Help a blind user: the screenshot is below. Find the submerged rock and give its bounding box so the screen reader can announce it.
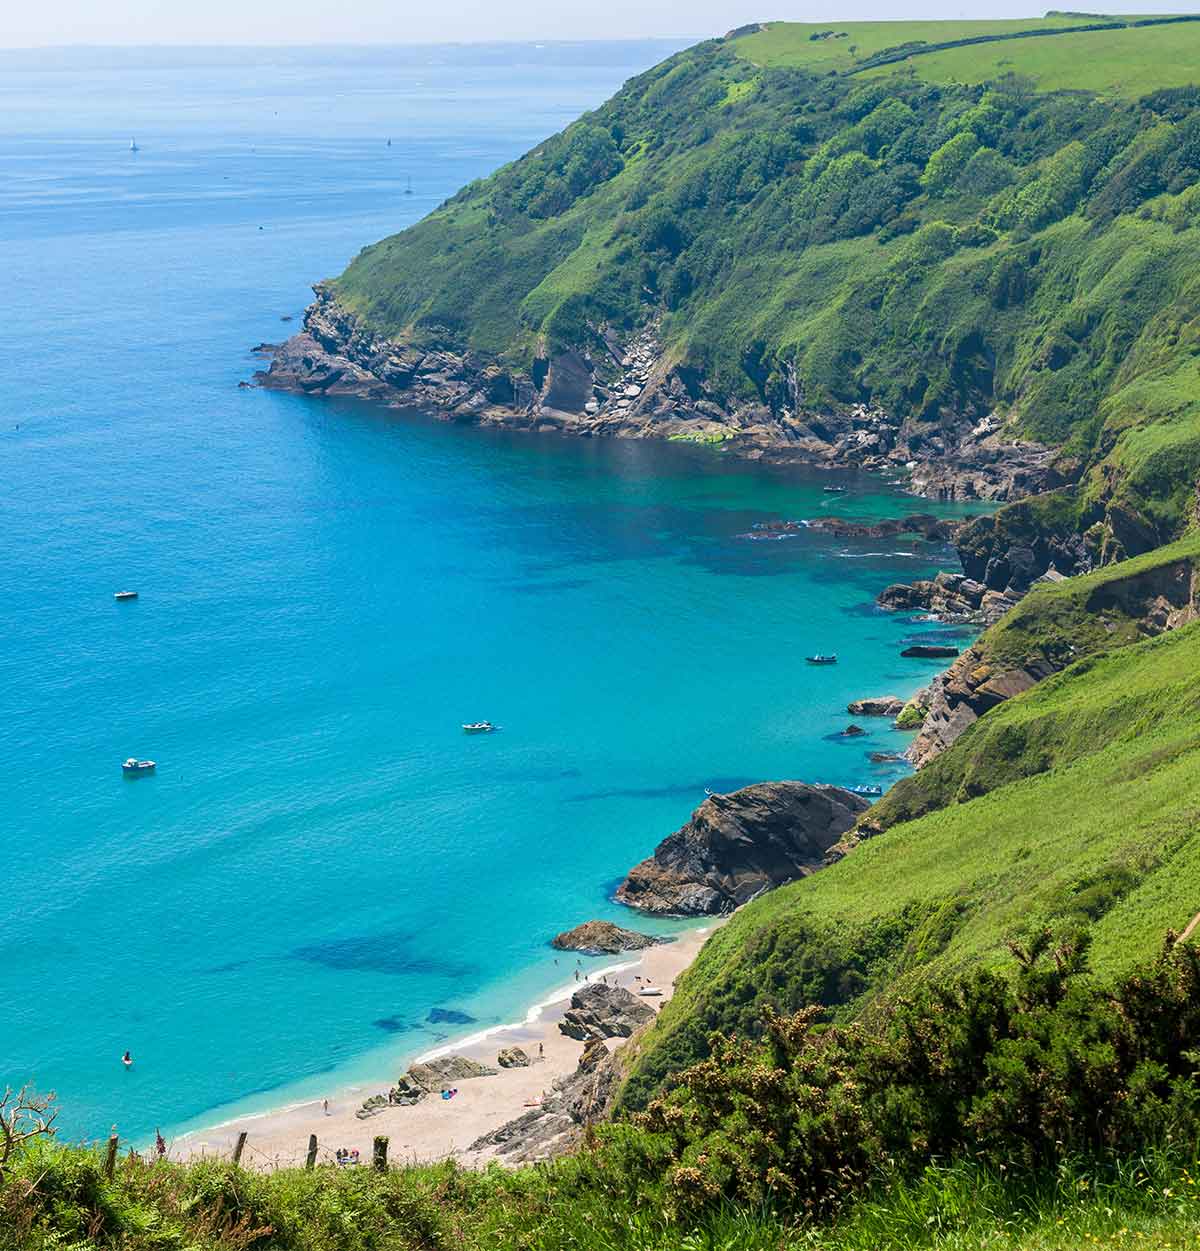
[427,1007,475,1025]
[615,781,868,916]
[551,920,669,954]
[558,983,654,1041]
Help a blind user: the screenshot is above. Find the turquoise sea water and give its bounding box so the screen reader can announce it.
[0,45,983,1146]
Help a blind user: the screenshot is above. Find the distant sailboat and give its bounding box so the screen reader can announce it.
[386,138,392,147]
[404,175,413,196]
[130,138,139,152]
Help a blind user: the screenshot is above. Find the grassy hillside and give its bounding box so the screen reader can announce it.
[331,17,1200,542]
[619,594,1200,1110]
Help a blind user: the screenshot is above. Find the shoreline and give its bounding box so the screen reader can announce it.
[174,926,713,1170]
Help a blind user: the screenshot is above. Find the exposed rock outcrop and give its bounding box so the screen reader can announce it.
[847,696,904,717]
[615,781,869,915]
[558,982,654,1041]
[550,920,669,954]
[497,1047,530,1069]
[877,570,1012,625]
[256,287,1064,503]
[901,644,960,659]
[403,1054,497,1094]
[469,1036,626,1163]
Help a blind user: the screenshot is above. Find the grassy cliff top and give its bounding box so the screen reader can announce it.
[734,15,1200,96]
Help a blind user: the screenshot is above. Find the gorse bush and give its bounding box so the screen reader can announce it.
[620,933,1200,1221]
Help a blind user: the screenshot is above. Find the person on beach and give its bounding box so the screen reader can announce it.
[322,1098,329,1115]
[538,1042,544,1058]
[155,1128,166,1158]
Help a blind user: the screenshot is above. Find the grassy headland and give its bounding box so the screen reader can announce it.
[328,15,1200,544]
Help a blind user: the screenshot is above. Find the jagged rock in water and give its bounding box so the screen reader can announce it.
[497,1046,530,1069]
[901,644,960,659]
[404,1054,497,1093]
[615,781,868,915]
[558,982,654,1041]
[841,723,867,736]
[847,696,904,716]
[551,920,669,954]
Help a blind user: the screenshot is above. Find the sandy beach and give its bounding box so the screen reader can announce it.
[175,925,714,1170]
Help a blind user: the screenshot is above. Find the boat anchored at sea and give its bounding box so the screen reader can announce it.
[122,757,155,775]
[114,590,138,601]
[462,721,497,734]
[806,654,838,665]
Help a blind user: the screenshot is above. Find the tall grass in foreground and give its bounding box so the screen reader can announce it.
[2,1145,1200,1250]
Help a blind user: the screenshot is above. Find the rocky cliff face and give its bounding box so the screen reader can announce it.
[615,782,869,916]
[906,555,1200,768]
[257,287,1061,502]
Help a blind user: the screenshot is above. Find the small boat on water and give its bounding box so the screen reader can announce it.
[114,590,138,601]
[462,721,497,734]
[849,784,883,797]
[822,485,847,493]
[806,654,838,665]
[122,757,156,775]
[130,138,139,152]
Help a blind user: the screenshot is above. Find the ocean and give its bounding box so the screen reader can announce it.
[0,42,981,1145]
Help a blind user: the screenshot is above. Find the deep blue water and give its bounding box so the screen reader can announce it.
[0,44,981,1145]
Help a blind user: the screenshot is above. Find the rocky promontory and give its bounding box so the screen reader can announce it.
[551,920,669,954]
[615,781,869,916]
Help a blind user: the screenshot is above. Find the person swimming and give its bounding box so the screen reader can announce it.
[122,1050,133,1068]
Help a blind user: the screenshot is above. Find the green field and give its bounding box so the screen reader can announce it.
[734,15,1117,74]
[734,16,1200,97]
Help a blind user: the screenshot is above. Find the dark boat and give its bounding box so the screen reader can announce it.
[114,590,138,601]
[806,654,838,665]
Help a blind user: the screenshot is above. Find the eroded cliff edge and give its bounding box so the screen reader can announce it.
[257,285,1061,504]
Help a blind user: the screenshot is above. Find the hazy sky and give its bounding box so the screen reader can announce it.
[6,0,1197,47]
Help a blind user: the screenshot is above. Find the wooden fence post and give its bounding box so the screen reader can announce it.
[103,1133,119,1179]
[305,1134,318,1170]
[233,1131,247,1166]
[372,1135,388,1173]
